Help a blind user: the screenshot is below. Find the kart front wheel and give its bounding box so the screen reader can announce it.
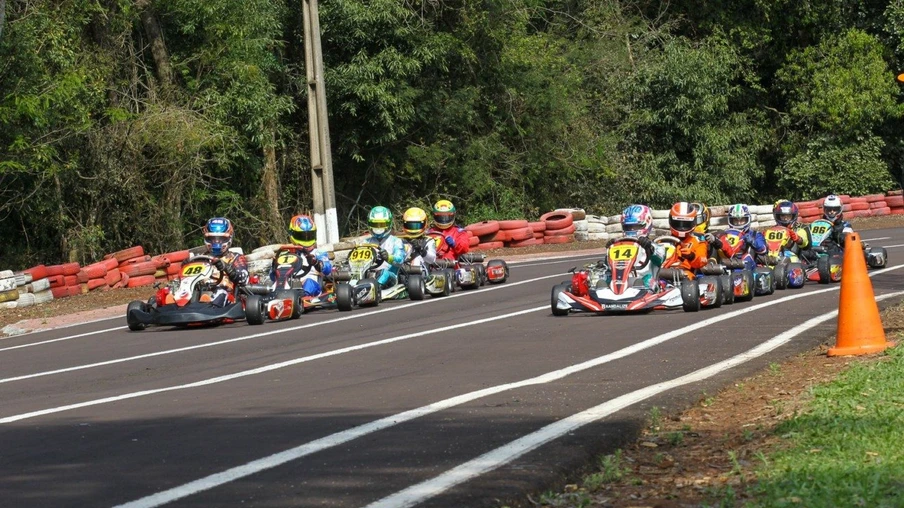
[336,283,354,311]
[817,256,831,284]
[739,270,755,302]
[360,278,381,306]
[407,274,426,301]
[551,283,570,316]
[719,273,734,305]
[126,301,147,331]
[773,262,788,290]
[476,264,487,286]
[680,280,700,312]
[245,295,265,325]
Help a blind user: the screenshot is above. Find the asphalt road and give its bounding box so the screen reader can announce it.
[2,228,903,508]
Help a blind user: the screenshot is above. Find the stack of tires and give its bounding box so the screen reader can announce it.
[0,270,35,309]
[43,263,83,299]
[245,244,281,276]
[797,200,822,222]
[862,194,890,217]
[540,210,576,244]
[465,221,504,250]
[575,214,609,241]
[887,190,904,214]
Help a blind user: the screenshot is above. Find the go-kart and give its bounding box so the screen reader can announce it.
[551,237,699,315]
[241,247,349,325]
[403,241,456,299]
[656,236,729,308]
[125,255,247,331]
[714,229,773,297]
[426,233,509,289]
[762,226,806,289]
[334,243,426,310]
[805,219,843,283]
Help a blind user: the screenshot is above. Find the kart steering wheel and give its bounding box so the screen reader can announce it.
[188,254,225,286]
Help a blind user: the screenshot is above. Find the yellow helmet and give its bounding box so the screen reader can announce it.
[431,199,456,230]
[691,202,710,234]
[288,214,317,248]
[402,207,428,237]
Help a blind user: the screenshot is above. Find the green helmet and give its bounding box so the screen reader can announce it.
[368,206,393,239]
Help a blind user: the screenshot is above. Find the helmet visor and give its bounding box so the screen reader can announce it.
[290,229,316,245]
[404,220,425,233]
[434,212,454,225]
[669,217,696,233]
[776,213,794,225]
[728,215,751,228]
[622,222,646,235]
[824,206,842,219]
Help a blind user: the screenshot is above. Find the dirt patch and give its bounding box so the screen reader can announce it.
[530,306,904,508]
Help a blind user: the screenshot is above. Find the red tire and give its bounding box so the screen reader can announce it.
[487,229,512,243]
[888,189,903,196]
[544,224,577,236]
[506,226,533,241]
[842,204,852,212]
[127,275,156,288]
[116,273,130,289]
[48,274,66,288]
[104,268,122,285]
[863,193,885,203]
[528,221,546,233]
[465,221,500,237]
[112,246,145,263]
[508,237,544,247]
[121,262,157,277]
[540,211,573,230]
[87,279,107,291]
[103,257,120,271]
[850,202,869,211]
[66,285,82,297]
[497,219,529,230]
[51,286,70,299]
[166,262,183,275]
[59,262,80,276]
[544,234,574,244]
[45,264,64,277]
[119,255,152,267]
[64,275,78,287]
[838,194,851,204]
[871,207,891,216]
[474,241,504,250]
[533,232,544,239]
[892,207,904,214]
[162,250,191,263]
[84,263,108,279]
[468,235,479,247]
[24,265,48,281]
[76,270,89,284]
[151,255,172,269]
[869,200,888,209]
[886,195,903,207]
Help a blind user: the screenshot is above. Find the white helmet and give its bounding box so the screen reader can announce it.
[823,194,843,223]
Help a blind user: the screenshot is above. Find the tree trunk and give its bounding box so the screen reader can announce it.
[261,133,283,244]
[136,0,173,89]
[0,0,6,42]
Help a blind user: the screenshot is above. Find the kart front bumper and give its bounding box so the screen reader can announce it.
[128,302,246,326]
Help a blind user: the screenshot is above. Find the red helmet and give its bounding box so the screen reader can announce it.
[668,202,698,238]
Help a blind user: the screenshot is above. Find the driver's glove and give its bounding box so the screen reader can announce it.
[636,235,653,251]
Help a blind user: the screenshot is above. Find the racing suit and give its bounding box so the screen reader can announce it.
[741,229,768,271]
[826,220,854,250]
[783,223,817,263]
[427,225,470,261]
[674,235,710,278]
[360,234,407,289]
[269,246,333,296]
[208,251,249,307]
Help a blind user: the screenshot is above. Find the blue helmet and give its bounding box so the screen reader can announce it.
[727,204,752,233]
[368,206,393,240]
[204,217,234,256]
[621,205,653,238]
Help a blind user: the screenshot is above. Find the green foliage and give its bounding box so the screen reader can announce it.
[778,135,895,199]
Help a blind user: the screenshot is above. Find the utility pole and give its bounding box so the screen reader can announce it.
[302,0,339,245]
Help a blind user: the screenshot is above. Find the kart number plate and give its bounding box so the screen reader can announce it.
[349,248,374,262]
[724,233,740,247]
[608,245,638,262]
[277,254,299,265]
[182,263,208,276]
[765,228,788,242]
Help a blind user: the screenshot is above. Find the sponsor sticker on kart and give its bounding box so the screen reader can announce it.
[605,303,628,311]
[355,285,372,303]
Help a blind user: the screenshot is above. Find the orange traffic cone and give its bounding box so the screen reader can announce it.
[827,232,895,356]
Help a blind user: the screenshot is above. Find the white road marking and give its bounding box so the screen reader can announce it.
[0,327,128,353]
[883,243,904,249]
[365,290,904,508]
[863,236,891,241]
[0,271,563,357]
[110,269,904,508]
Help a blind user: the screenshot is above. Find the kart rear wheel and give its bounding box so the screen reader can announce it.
[361,278,381,306]
[551,283,570,316]
[773,262,788,290]
[443,271,454,296]
[867,247,888,269]
[336,283,354,311]
[680,280,700,312]
[817,256,831,284]
[126,301,147,331]
[407,274,426,301]
[719,273,734,305]
[245,295,265,325]
[477,264,487,286]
